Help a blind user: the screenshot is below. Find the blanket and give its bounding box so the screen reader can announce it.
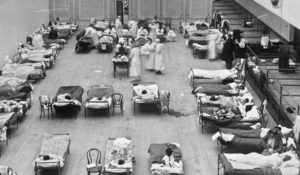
[189,69,238,80]
[2,63,35,80]
[104,137,134,173]
[133,84,159,103]
[148,143,184,175]
[36,133,70,168]
[0,100,28,114]
[0,112,15,129]
[0,77,25,88]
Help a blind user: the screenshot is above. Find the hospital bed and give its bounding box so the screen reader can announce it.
[34,133,70,175]
[148,143,184,175]
[103,137,135,175]
[52,86,84,119]
[84,85,114,117]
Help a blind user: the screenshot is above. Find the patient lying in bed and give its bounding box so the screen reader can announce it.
[225,151,299,173]
[85,96,112,109]
[54,93,81,106]
[189,68,238,80]
[198,92,254,109]
[133,84,158,102]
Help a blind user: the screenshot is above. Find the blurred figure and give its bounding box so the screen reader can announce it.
[116,16,123,38]
[149,20,157,40]
[221,33,235,69]
[84,25,99,47]
[129,43,142,82]
[165,27,176,42]
[154,39,165,74]
[48,27,59,40]
[233,29,248,59]
[141,38,156,71]
[129,20,138,38]
[32,29,44,49]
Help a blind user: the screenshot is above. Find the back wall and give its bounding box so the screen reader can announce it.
[0,0,49,66]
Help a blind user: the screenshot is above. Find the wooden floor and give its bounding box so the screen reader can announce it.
[0,32,270,175]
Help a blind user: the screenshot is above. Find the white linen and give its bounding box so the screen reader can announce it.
[154,43,165,71]
[189,69,237,80]
[85,97,112,109]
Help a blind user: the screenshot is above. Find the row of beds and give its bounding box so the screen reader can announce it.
[189,60,300,175]
[34,83,174,175]
[44,81,170,118]
[0,23,78,174]
[180,21,223,56]
[33,134,182,175]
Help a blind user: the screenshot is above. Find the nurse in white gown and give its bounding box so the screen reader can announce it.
[149,21,157,41]
[129,45,142,81]
[32,29,44,49]
[141,38,156,70]
[154,39,165,74]
[84,26,99,46]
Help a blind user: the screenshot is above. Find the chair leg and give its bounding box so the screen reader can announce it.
[112,105,115,116]
[133,102,135,116]
[40,109,42,119]
[85,107,87,117]
[121,102,124,117]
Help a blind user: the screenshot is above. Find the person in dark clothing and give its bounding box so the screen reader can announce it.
[221,34,235,69]
[233,29,247,59]
[48,27,59,39]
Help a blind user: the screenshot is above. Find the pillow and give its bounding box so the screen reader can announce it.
[278,125,293,136]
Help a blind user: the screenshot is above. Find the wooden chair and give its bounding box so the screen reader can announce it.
[112,93,124,117]
[86,148,102,175]
[39,95,53,119]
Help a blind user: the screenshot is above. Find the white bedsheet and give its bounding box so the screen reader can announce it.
[189,69,237,80]
[85,97,112,109]
[151,160,184,175]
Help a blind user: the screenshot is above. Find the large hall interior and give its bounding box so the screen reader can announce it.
[1,0,300,175]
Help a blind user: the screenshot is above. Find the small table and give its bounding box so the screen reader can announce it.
[112,60,129,78]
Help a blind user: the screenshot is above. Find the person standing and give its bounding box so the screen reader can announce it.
[141,38,156,71]
[115,16,123,38]
[48,27,59,40]
[129,44,142,81]
[84,26,99,47]
[221,33,235,69]
[233,29,248,60]
[32,29,44,49]
[129,20,138,38]
[154,39,165,74]
[149,20,157,41]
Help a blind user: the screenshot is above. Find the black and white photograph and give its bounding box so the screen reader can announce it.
[0,0,300,174]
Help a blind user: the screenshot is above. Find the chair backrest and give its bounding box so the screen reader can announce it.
[112,93,123,105]
[39,95,51,107]
[86,148,101,165]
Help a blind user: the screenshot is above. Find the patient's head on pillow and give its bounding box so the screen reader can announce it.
[210,96,219,101]
[142,90,148,95]
[43,155,50,160]
[245,105,253,112]
[118,159,125,165]
[165,148,173,157]
[282,155,292,162]
[65,94,72,100]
